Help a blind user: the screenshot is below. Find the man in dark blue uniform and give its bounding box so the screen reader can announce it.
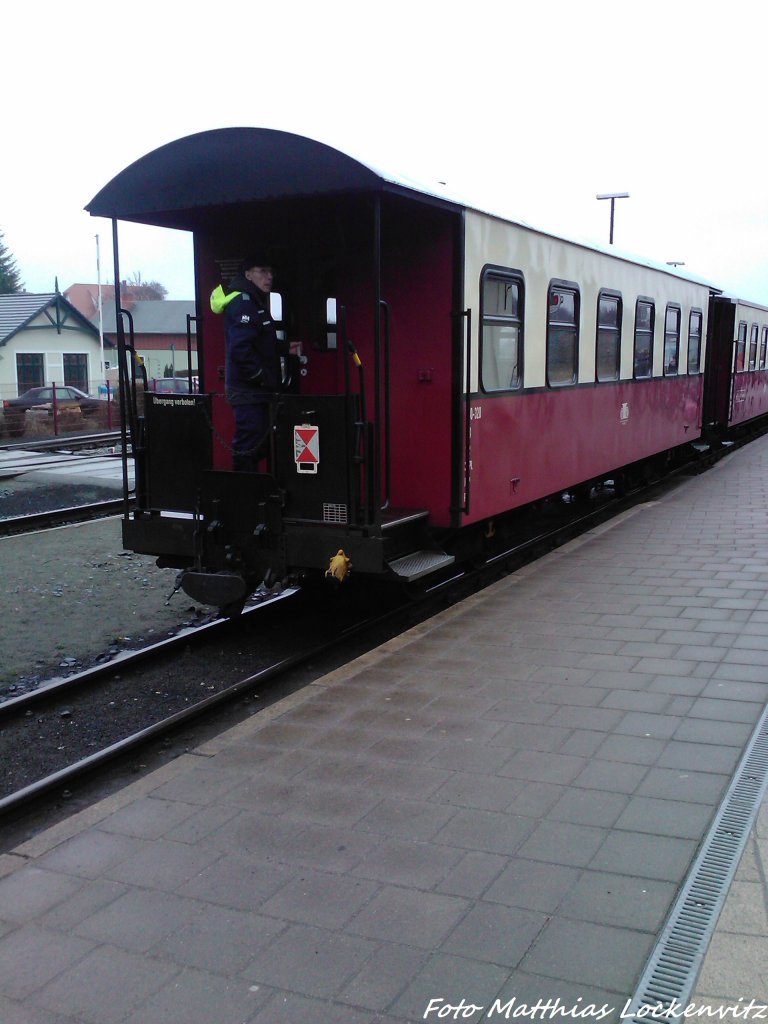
[211,254,289,471]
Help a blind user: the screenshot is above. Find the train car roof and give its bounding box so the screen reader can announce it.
[86,126,719,292]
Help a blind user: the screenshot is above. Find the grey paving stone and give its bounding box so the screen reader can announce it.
[483,857,580,912]
[201,809,307,858]
[573,759,648,794]
[596,733,667,765]
[149,765,251,805]
[540,684,607,706]
[33,830,146,881]
[252,990,400,1023]
[434,851,508,899]
[635,765,729,805]
[259,869,379,929]
[514,820,608,867]
[163,802,243,844]
[519,917,654,993]
[428,742,515,774]
[434,806,536,855]
[174,850,296,909]
[675,716,753,749]
[339,941,429,1011]
[500,749,587,785]
[122,967,270,1024]
[32,945,179,1024]
[655,740,742,774]
[433,771,524,812]
[440,900,546,966]
[260,821,381,873]
[491,721,571,751]
[615,711,684,740]
[0,923,94,1000]
[588,830,696,880]
[546,705,625,732]
[103,837,223,890]
[557,729,608,757]
[151,903,285,973]
[599,690,673,712]
[97,796,199,839]
[490,972,622,1023]
[0,866,83,923]
[73,888,202,952]
[688,696,765,722]
[242,923,378,998]
[39,878,127,932]
[548,787,628,827]
[0,993,81,1024]
[350,837,463,888]
[355,796,457,841]
[347,885,470,949]
[390,951,510,1022]
[557,869,676,931]
[613,794,715,839]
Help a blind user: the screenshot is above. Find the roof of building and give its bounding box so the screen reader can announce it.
[0,292,103,347]
[96,299,197,335]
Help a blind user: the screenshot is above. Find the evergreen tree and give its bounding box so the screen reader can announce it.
[0,229,23,293]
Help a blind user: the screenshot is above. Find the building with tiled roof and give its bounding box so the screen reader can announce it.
[0,292,113,404]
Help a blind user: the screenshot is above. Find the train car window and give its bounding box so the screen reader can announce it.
[480,269,524,391]
[547,282,579,386]
[663,305,681,375]
[326,298,338,350]
[749,324,759,370]
[735,322,747,372]
[596,292,621,382]
[761,327,768,370]
[687,310,703,374]
[633,299,654,378]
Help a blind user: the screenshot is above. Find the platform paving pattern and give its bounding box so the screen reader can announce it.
[2,437,768,1022]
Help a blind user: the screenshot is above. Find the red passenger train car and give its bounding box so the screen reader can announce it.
[86,128,768,613]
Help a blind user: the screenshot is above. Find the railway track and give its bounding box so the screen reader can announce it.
[0,498,128,537]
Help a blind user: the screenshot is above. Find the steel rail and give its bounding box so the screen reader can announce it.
[0,499,129,538]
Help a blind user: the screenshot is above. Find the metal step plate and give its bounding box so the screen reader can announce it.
[387,550,455,582]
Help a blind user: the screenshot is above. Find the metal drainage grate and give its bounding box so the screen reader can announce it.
[624,704,768,1020]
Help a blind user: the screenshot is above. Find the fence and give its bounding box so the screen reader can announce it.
[0,382,117,441]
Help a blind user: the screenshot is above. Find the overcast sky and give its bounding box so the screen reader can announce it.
[3,0,767,305]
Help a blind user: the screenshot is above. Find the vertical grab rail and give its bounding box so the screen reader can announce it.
[186,314,197,390]
[379,299,391,511]
[460,308,472,515]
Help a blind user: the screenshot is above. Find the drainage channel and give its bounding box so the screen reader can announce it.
[624,703,768,1019]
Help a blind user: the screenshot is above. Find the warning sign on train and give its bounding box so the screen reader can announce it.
[294,424,320,474]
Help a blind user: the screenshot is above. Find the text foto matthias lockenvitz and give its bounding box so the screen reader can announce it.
[423,997,768,1020]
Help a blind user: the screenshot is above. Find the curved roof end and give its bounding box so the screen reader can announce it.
[85,127,389,223]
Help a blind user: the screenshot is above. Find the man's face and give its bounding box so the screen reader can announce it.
[244,266,274,292]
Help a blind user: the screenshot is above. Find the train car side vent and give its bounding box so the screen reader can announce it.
[323,503,348,524]
[624,704,768,1019]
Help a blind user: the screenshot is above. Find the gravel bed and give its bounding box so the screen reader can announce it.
[0,481,212,696]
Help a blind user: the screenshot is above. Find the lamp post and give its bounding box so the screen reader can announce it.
[596,192,629,245]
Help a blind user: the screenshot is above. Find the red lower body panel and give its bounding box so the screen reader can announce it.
[465,376,703,524]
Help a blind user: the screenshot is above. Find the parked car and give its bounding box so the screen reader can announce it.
[147,378,195,394]
[2,385,101,436]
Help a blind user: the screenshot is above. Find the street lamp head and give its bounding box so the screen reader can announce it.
[596,192,630,200]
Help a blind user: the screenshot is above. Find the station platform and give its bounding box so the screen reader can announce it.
[1,436,768,1023]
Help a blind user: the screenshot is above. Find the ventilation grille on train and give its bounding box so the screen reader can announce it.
[624,704,768,1018]
[322,503,348,524]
